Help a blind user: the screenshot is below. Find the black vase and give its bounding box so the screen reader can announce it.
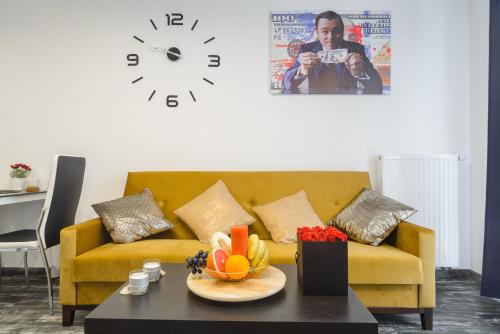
[296,239,348,296]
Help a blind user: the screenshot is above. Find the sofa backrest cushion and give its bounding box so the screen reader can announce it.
[124,171,371,240]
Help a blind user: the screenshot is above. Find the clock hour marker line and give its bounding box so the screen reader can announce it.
[132,76,143,84]
[189,90,196,102]
[150,19,158,30]
[148,90,156,101]
[133,35,144,43]
[204,37,215,44]
[203,77,214,85]
[191,19,199,31]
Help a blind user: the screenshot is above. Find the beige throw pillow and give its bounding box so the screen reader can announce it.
[174,180,255,243]
[252,190,323,243]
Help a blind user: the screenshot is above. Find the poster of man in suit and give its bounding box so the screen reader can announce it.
[270,11,391,95]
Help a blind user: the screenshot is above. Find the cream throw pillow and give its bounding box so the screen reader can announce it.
[174,180,255,243]
[252,190,323,243]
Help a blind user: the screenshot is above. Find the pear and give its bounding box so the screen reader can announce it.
[247,234,260,260]
[251,240,266,267]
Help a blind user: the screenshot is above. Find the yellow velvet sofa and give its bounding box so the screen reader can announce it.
[60,171,435,329]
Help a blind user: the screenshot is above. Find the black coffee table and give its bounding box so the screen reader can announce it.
[84,264,377,334]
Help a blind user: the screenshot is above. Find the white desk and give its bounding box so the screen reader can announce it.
[0,191,47,206]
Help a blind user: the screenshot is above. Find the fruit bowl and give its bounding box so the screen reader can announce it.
[204,265,269,282]
[187,231,270,283]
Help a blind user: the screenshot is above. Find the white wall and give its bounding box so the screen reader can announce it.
[0,0,476,268]
[469,0,489,274]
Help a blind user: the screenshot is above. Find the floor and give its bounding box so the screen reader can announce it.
[0,273,499,333]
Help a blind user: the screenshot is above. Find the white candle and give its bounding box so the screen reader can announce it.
[143,262,161,270]
[130,272,148,281]
[143,260,161,282]
[129,270,149,295]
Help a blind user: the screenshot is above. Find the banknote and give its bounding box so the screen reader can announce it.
[317,49,348,64]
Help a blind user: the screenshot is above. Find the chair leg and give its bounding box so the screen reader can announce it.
[23,251,29,287]
[420,308,433,330]
[39,247,53,315]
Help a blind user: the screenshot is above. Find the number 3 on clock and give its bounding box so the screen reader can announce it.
[208,55,220,67]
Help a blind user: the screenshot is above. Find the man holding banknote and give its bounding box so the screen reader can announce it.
[282,10,383,94]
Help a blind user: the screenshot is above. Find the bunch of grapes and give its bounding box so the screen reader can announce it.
[186,250,208,275]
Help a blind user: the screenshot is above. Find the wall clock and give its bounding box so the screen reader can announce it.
[126,13,221,109]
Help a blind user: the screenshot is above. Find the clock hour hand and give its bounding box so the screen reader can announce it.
[166,49,181,59]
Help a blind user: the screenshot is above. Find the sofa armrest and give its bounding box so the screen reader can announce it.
[393,221,436,308]
[59,218,109,305]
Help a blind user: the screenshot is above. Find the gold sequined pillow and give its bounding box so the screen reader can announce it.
[92,188,173,244]
[327,188,416,246]
[252,190,323,244]
[174,180,255,243]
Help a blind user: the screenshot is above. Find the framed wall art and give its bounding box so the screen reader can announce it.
[270,11,391,95]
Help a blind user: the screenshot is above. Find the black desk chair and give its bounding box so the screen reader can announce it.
[0,155,85,314]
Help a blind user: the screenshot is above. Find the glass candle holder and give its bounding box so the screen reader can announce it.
[25,175,40,192]
[128,269,149,295]
[143,259,161,282]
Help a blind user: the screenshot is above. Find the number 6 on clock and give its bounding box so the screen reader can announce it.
[166,95,179,108]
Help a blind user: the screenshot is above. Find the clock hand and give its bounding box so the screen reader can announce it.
[166,49,181,59]
[146,45,182,59]
[146,44,165,53]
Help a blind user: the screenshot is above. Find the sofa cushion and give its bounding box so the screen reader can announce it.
[123,171,372,241]
[73,240,423,284]
[263,240,423,285]
[73,239,210,282]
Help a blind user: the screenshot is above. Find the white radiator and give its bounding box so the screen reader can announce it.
[378,154,459,267]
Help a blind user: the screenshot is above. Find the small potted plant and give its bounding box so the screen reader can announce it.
[296,226,348,296]
[9,163,31,190]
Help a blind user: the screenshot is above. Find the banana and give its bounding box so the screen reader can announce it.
[258,248,269,267]
[247,234,260,260]
[251,240,266,267]
[253,248,269,276]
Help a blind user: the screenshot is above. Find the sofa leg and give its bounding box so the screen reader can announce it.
[62,305,75,326]
[420,308,433,330]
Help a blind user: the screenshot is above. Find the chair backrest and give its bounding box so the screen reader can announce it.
[38,155,85,249]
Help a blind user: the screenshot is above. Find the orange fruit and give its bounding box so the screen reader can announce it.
[224,254,250,280]
[206,247,228,279]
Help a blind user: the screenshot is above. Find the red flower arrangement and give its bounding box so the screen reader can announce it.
[297,226,348,242]
[9,163,32,178]
[10,163,31,171]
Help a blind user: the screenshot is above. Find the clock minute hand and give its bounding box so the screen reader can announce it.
[146,45,182,59]
[146,44,166,53]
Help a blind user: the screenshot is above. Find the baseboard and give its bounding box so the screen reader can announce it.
[0,267,46,276]
[436,268,481,282]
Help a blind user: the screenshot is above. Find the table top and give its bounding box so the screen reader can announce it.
[0,191,46,205]
[85,264,377,334]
